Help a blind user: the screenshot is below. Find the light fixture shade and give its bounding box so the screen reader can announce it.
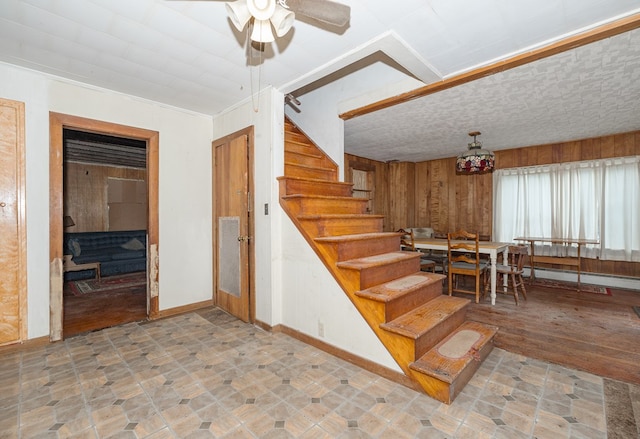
[226,1,252,31]
[456,131,495,173]
[251,19,275,42]
[270,5,295,37]
[246,0,276,21]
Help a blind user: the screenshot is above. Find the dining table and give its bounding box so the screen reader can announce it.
[413,238,510,305]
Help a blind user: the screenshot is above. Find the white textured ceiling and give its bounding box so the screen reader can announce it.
[345,28,640,162]
[1,0,640,162]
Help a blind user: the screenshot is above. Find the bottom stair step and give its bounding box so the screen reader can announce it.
[410,320,498,404]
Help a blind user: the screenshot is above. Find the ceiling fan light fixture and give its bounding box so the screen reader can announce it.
[226,0,252,31]
[246,0,276,21]
[270,5,295,37]
[251,19,275,42]
[456,131,495,174]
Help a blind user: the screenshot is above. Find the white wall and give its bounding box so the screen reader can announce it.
[0,62,214,338]
[212,88,281,325]
[282,85,400,371]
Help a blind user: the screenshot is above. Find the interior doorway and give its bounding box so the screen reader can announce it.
[62,129,148,336]
[49,113,159,341]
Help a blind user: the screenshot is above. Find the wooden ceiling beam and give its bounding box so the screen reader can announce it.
[340,13,640,121]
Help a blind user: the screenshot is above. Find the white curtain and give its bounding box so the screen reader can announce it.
[493,156,640,262]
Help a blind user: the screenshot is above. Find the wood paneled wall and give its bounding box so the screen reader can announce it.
[64,162,147,232]
[415,158,492,238]
[387,162,415,231]
[345,130,640,278]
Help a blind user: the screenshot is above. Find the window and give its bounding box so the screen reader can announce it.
[493,156,640,262]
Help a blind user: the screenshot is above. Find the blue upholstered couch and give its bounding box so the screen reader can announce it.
[64,230,147,280]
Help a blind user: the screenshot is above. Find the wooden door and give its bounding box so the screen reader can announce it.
[213,129,253,322]
[0,98,27,346]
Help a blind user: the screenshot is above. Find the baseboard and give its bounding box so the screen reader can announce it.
[257,320,420,392]
[154,300,214,320]
[525,268,640,291]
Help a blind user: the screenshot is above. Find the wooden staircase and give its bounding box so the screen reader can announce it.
[278,117,498,404]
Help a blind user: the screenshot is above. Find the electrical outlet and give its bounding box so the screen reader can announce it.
[318,321,324,337]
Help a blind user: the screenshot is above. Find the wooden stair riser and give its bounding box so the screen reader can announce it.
[282,196,369,216]
[302,216,384,239]
[315,233,398,262]
[414,311,467,361]
[355,274,445,323]
[410,322,497,404]
[285,150,335,169]
[284,124,305,137]
[285,138,321,155]
[285,163,337,180]
[355,280,444,329]
[380,296,469,360]
[278,177,352,197]
[339,256,420,290]
[383,279,444,323]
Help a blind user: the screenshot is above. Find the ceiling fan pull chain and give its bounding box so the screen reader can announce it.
[248,21,263,113]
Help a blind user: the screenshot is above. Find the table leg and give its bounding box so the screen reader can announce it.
[529,241,536,283]
[502,248,509,292]
[577,244,581,291]
[490,251,497,305]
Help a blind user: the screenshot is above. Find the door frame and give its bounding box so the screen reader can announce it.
[212,126,255,323]
[49,113,159,341]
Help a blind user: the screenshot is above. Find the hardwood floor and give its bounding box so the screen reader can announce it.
[63,278,147,338]
[466,283,640,385]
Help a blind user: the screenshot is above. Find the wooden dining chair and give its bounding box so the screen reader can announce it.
[495,245,528,305]
[447,230,489,303]
[410,228,447,273]
[396,228,437,273]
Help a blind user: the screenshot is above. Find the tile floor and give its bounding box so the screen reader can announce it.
[0,308,614,438]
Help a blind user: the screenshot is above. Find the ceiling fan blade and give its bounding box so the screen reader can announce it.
[285,0,350,27]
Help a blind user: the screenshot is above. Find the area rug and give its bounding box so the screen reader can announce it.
[67,272,147,296]
[532,278,611,295]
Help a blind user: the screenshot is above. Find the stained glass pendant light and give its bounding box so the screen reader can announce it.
[456,131,495,173]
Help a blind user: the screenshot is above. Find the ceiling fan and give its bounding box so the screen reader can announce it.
[173,0,351,43]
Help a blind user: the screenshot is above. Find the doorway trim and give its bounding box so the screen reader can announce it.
[49,113,159,341]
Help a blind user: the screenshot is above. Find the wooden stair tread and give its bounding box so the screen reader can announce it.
[285,161,336,171]
[337,251,418,270]
[300,214,385,220]
[410,321,498,384]
[315,231,394,243]
[282,194,368,202]
[277,176,352,187]
[356,273,445,303]
[285,149,324,159]
[380,296,469,339]
[285,138,317,147]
